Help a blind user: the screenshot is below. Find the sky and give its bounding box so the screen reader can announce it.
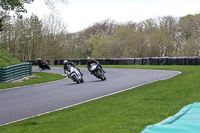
[23,0,200,33]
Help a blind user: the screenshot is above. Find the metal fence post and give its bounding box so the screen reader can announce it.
[1,67,5,83]
[30,63,32,75]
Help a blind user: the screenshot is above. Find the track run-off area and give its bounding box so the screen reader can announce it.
[0,67,180,125]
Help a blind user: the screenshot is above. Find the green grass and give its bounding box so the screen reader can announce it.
[0,45,21,67]
[1,65,200,133]
[0,72,66,90]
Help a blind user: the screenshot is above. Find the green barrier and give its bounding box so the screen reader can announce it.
[141,102,200,133]
[0,63,32,83]
[0,67,2,83]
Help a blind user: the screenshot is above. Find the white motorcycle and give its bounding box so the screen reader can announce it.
[65,64,84,84]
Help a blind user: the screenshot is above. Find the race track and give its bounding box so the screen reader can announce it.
[0,67,180,125]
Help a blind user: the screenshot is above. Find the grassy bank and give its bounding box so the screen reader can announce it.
[0,46,21,67]
[0,72,66,90]
[0,65,200,133]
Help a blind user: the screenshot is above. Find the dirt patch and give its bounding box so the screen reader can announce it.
[11,74,37,83]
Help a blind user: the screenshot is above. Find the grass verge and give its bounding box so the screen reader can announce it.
[0,45,21,67]
[0,72,66,90]
[0,65,200,133]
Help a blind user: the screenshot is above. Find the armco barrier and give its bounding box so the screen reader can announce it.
[54,57,200,65]
[0,63,32,83]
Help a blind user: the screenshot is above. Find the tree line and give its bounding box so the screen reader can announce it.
[0,13,200,62]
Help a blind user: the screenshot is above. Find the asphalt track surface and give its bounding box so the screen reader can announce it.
[0,67,180,126]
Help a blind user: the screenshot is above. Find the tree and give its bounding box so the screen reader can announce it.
[44,0,68,11]
[0,15,43,61]
[0,0,33,31]
[177,14,200,56]
[92,27,128,58]
[0,0,68,14]
[0,0,68,31]
[0,16,6,31]
[41,14,68,61]
[179,14,200,40]
[91,35,113,58]
[181,35,200,56]
[158,16,178,56]
[0,0,33,13]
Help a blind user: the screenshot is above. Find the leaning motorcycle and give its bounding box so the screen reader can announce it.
[41,60,51,70]
[65,65,84,84]
[90,63,106,81]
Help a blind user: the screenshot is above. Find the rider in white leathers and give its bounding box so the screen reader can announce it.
[63,60,83,76]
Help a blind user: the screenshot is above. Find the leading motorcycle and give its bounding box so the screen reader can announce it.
[65,64,84,84]
[90,63,106,81]
[39,60,51,70]
[42,60,51,70]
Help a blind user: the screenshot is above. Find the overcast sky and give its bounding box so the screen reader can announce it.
[24,0,200,33]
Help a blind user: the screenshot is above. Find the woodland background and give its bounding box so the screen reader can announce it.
[0,13,200,63]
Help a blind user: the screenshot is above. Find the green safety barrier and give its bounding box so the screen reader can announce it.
[0,63,32,83]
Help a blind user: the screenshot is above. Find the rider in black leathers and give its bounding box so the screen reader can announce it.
[86,57,105,74]
[38,58,43,68]
[38,58,50,70]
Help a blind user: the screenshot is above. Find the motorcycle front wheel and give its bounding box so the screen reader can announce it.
[80,77,84,83]
[72,75,80,84]
[97,70,105,81]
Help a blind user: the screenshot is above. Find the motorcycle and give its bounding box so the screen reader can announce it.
[39,60,51,70]
[90,63,106,81]
[65,64,84,84]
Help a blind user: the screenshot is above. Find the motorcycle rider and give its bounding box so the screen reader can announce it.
[86,57,106,74]
[63,60,83,76]
[38,58,51,70]
[42,59,51,70]
[38,58,43,68]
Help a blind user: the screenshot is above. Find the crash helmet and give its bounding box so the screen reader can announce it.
[63,60,68,64]
[86,57,91,61]
[38,58,41,60]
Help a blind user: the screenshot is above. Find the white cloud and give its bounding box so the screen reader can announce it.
[23,0,200,32]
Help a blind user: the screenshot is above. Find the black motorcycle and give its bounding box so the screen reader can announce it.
[39,60,51,70]
[90,63,106,81]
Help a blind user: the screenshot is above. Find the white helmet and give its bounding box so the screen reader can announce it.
[87,57,91,60]
[38,58,41,60]
[63,60,68,64]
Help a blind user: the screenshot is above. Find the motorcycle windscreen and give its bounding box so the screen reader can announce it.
[90,63,97,71]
